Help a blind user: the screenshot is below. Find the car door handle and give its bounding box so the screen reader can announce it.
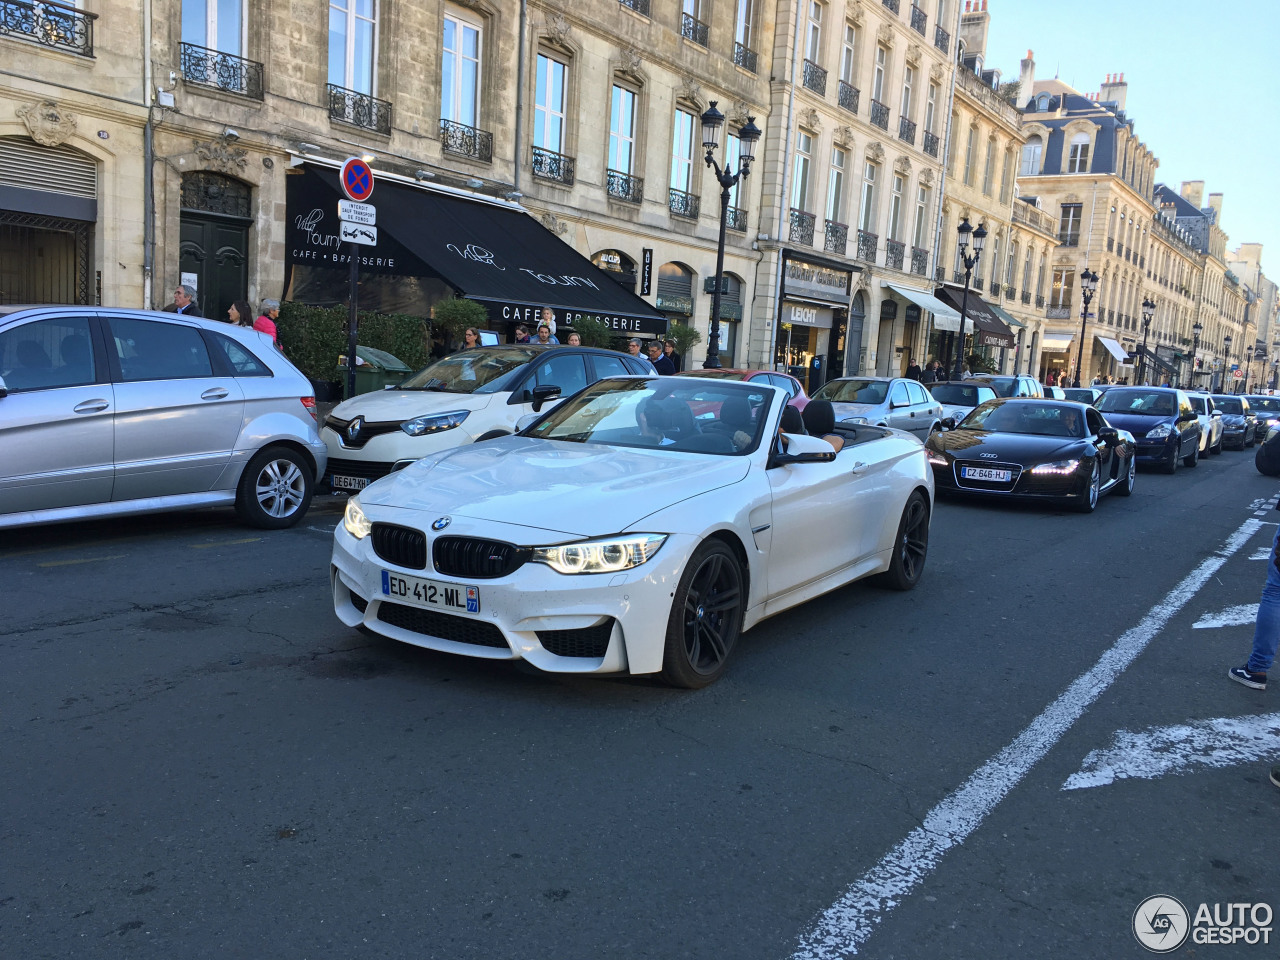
[851,461,867,474]
[201,387,230,400]
[73,399,110,414]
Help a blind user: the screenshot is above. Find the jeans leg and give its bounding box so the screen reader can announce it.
[1248,525,1280,674]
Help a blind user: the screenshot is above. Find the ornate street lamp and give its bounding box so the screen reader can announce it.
[1246,345,1255,393]
[1223,333,1233,393]
[1073,267,1099,388]
[699,101,760,369]
[1190,320,1203,386]
[948,217,987,380]
[1139,297,1155,384]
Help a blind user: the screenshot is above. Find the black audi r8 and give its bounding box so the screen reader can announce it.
[925,398,1137,513]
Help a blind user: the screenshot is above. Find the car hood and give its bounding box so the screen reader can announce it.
[330,389,497,421]
[357,437,752,537]
[928,429,1083,461]
[1099,411,1175,438]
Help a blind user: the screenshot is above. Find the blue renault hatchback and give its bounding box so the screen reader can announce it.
[1095,386,1201,473]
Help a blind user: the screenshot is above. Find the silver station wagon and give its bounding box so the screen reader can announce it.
[0,305,327,530]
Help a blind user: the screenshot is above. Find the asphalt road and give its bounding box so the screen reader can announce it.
[3,447,1278,959]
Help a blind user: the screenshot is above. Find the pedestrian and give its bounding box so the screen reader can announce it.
[1228,519,1280,691]
[462,327,481,349]
[627,338,643,358]
[646,340,675,374]
[663,338,683,373]
[255,299,280,342]
[162,284,201,316]
[227,300,253,327]
[921,361,937,384]
[566,331,582,346]
[905,356,922,381]
[515,324,531,344]
[533,323,559,345]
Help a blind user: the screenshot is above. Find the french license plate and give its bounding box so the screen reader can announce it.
[961,466,1012,482]
[331,474,369,491]
[381,571,480,613]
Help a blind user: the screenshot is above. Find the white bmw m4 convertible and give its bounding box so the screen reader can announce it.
[331,376,933,687]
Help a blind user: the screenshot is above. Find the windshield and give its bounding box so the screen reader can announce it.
[1063,388,1096,403]
[1214,397,1244,415]
[930,383,986,407]
[525,378,772,455]
[678,370,749,381]
[1249,397,1280,414]
[959,401,1086,438]
[397,346,539,394]
[1097,390,1177,416]
[813,379,889,404]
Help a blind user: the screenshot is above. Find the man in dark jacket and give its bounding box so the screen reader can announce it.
[161,284,201,316]
[663,338,683,373]
[905,357,922,381]
[647,340,676,375]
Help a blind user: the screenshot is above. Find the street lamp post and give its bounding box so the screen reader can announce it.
[948,217,987,381]
[698,101,761,369]
[1190,320,1203,388]
[1246,345,1254,393]
[1073,268,1099,388]
[1138,297,1155,384]
[1223,333,1233,394]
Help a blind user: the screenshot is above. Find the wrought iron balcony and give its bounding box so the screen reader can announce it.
[857,229,878,262]
[180,43,263,99]
[989,279,1002,295]
[618,0,650,16]
[1115,242,1123,257]
[824,220,849,255]
[1125,249,1132,262]
[727,206,748,232]
[1059,232,1080,248]
[910,4,927,34]
[606,169,643,203]
[1108,309,1116,323]
[838,81,859,114]
[789,208,816,246]
[1004,284,1016,300]
[531,146,575,185]
[885,239,905,270]
[898,116,916,146]
[1106,237,1114,252]
[870,99,890,130]
[923,130,939,157]
[802,59,827,96]
[1035,294,1045,308]
[882,0,900,13]
[733,42,757,73]
[953,270,966,284]
[1046,305,1071,319]
[1021,290,1032,304]
[439,118,493,161]
[1140,255,1146,268]
[1,0,95,57]
[681,12,708,47]
[935,265,947,282]
[669,187,700,220]
[911,246,929,276]
[934,25,950,54]
[329,84,392,135]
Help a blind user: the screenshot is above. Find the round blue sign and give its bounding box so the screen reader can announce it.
[340,156,375,202]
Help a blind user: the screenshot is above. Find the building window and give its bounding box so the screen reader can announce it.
[872,46,886,102]
[1005,242,1017,286]
[963,126,976,185]
[912,184,928,247]
[925,82,938,133]
[839,23,857,83]
[826,147,846,222]
[533,54,566,153]
[999,149,1012,203]
[858,160,877,232]
[183,0,244,55]
[1019,135,1042,176]
[981,139,995,195]
[1059,203,1082,246]
[1068,132,1090,173]
[805,0,823,62]
[888,174,904,241]
[735,0,754,50]
[670,108,696,193]
[1022,244,1033,291]
[609,84,637,174]
[442,12,481,126]
[792,130,813,210]
[1050,268,1075,308]
[900,65,914,118]
[329,0,377,94]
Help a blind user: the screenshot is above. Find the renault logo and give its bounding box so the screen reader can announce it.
[432,516,451,531]
[345,416,364,443]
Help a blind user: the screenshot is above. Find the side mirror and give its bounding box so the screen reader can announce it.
[530,383,561,412]
[1097,426,1120,446]
[515,413,541,433]
[0,374,7,399]
[940,417,957,431]
[1210,410,1222,418]
[768,432,837,467]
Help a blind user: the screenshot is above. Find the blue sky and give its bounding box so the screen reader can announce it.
[981,0,1279,280]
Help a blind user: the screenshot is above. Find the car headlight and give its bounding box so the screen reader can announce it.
[842,416,868,425]
[1144,423,1173,439]
[343,497,372,539]
[401,410,470,437]
[531,534,667,574]
[926,451,948,466]
[1030,458,1081,475]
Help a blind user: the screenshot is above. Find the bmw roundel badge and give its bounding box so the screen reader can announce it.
[432,516,451,531]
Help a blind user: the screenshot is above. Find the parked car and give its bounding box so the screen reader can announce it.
[924,398,1136,513]
[1042,385,1068,400]
[1243,394,1280,443]
[320,345,655,492]
[1063,387,1106,405]
[0,305,326,529]
[676,367,809,410]
[810,376,943,438]
[968,374,1045,398]
[1186,393,1224,455]
[1095,387,1201,472]
[1210,394,1257,450]
[927,380,998,424]
[331,377,934,687]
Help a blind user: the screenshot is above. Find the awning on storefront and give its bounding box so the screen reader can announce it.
[885,283,962,332]
[932,285,1016,348]
[287,165,667,334]
[1096,336,1130,363]
[987,301,1025,329]
[1041,332,1075,352]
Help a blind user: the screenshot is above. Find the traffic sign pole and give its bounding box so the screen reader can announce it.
[347,243,359,400]
[338,158,376,399]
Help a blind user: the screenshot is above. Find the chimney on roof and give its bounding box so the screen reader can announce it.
[1208,193,1223,219]
[1180,181,1205,208]
[1098,71,1128,111]
[1019,49,1035,97]
[959,0,990,58]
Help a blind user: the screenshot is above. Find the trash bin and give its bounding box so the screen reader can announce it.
[336,345,412,398]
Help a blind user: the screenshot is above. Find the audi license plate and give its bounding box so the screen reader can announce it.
[382,571,480,613]
[961,466,1012,482]
[330,474,369,491]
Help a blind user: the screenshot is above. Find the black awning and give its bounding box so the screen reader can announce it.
[287,166,667,334]
[933,285,1016,348]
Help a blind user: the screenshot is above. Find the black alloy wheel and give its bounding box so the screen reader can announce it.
[1115,450,1136,496]
[874,491,930,589]
[1076,458,1101,513]
[661,540,746,688]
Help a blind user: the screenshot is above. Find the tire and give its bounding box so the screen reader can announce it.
[474,429,511,442]
[235,445,313,529]
[1183,439,1198,468]
[1257,443,1280,477]
[874,491,930,589]
[1212,432,1223,455]
[1076,459,1100,513]
[1114,451,1136,496]
[1163,446,1178,474]
[660,540,746,689]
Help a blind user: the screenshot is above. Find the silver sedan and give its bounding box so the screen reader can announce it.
[810,376,943,438]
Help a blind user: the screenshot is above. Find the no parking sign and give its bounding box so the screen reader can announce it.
[339,156,375,202]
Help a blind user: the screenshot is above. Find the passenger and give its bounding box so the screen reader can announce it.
[59,333,92,379]
[636,397,675,445]
[647,340,676,375]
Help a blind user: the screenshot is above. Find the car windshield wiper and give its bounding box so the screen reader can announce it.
[404,377,449,391]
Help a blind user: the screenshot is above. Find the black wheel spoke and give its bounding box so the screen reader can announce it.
[704,587,741,614]
[699,620,727,663]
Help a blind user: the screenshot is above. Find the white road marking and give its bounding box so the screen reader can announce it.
[1062,713,1280,790]
[1250,548,1271,560]
[791,517,1263,960]
[1192,604,1259,629]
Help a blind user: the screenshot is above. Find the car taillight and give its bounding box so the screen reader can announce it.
[300,396,317,420]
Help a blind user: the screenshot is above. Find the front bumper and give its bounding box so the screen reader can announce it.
[1133,436,1180,465]
[930,460,1088,501]
[330,513,696,677]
